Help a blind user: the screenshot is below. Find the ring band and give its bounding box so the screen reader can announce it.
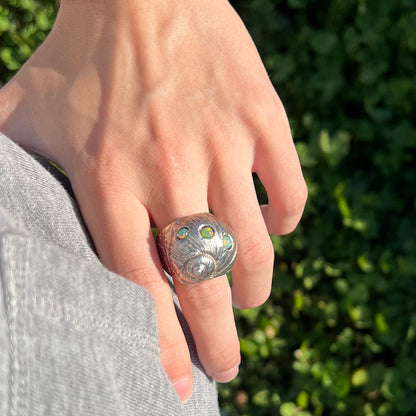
[156,213,238,284]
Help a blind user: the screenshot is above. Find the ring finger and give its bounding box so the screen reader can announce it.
[208,162,275,310]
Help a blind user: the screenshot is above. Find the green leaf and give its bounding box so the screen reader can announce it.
[352,368,368,387]
[280,402,298,416]
[296,391,309,409]
[0,15,10,33]
[375,313,389,333]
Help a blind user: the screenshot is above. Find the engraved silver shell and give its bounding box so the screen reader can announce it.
[156,213,238,284]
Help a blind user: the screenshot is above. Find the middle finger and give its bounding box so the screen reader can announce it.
[150,183,241,382]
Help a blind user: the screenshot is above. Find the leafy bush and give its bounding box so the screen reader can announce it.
[220,1,416,415]
[1,1,415,415]
[0,0,55,81]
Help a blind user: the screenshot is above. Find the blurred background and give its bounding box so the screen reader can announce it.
[1,0,415,415]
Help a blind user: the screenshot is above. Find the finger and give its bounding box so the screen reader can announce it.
[253,98,307,235]
[72,182,193,402]
[208,164,275,310]
[175,276,240,382]
[149,185,241,383]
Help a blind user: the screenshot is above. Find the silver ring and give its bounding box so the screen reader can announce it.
[156,213,238,284]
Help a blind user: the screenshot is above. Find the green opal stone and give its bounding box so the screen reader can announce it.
[223,234,233,250]
[177,227,189,240]
[200,226,214,239]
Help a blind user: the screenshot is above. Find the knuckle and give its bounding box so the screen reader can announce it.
[123,265,153,283]
[244,80,278,112]
[234,287,271,310]
[238,235,275,273]
[280,179,308,217]
[203,341,241,372]
[149,140,195,200]
[183,279,230,312]
[74,148,129,198]
[245,87,288,139]
[155,150,187,188]
[245,83,269,110]
[160,337,189,369]
[123,265,165,293]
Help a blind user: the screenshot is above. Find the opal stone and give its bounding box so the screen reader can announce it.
[200,226,214,239]
[177,227,190,240]
[223,234,233,250]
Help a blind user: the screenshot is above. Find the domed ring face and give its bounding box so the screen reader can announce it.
[156,213,238,284]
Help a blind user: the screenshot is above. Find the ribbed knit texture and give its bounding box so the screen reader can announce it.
[0,132,219,415]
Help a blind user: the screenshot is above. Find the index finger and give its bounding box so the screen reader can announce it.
[72,181,194,401]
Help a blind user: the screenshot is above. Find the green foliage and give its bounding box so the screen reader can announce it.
[0,0,56,83]
[220,0,416,415]
[1,0,415,415]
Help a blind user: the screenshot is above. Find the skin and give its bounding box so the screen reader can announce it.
[0,0,307,402]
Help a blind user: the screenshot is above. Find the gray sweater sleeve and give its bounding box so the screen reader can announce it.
[0,132,220,416]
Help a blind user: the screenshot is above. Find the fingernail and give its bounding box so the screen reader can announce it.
[213,365,239,383]
[173,378,193,403]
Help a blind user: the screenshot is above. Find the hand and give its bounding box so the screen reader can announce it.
[0,0,307,401]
